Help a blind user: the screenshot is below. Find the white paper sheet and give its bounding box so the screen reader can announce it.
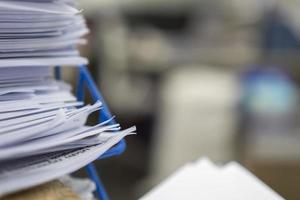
[0,127,136,196]
[0,1,80,15]
[0,67,136,195]
[140,158,285,200]
[0,1,135,197]
[0,0,88,67]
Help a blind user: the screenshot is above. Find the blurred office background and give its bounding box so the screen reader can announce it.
[77,0,300,199]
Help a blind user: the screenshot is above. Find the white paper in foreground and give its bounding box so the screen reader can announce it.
[140,158,285,200]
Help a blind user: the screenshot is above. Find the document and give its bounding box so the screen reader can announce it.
[0,128,135,196]
[0,0,88,67]
[0,1,80,15]
[140,158,285,200]
[0,0,137,197]
[0,66,136,196]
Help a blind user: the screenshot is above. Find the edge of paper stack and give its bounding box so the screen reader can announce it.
[0,0,88,67]
[0,0,136,196]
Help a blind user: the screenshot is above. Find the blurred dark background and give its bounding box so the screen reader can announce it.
[75,0,300,199]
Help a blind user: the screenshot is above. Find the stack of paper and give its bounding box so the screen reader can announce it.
[0,66,136,196]
[0,0,88,67]
[140,158,285,200]
[0,0,136,197]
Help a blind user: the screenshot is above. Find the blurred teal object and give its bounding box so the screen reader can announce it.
[242,67,298,115]
[242,66,299,137]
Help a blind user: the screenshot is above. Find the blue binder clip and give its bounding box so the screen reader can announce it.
[55,65,126,200]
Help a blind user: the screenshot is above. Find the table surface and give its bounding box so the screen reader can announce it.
[0,181,81,200]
